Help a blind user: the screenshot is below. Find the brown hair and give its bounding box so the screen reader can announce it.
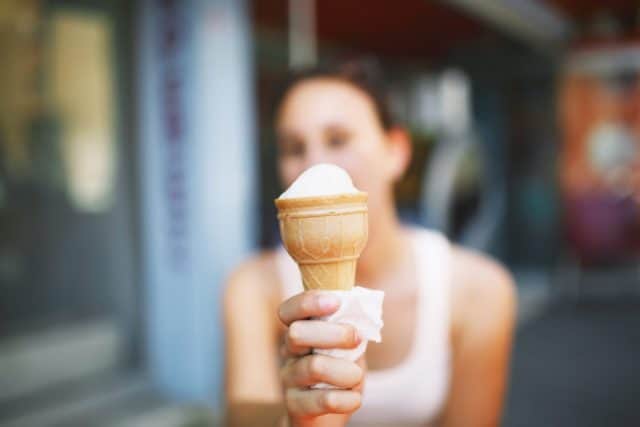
[273,57,396,130]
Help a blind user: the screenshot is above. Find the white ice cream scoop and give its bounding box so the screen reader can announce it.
[278,163,359,199]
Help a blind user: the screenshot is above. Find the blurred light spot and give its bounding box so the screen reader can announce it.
[64,128,116,212]
[588,122,636,173]
[49,11,116,213]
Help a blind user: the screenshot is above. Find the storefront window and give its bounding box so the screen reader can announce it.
[0,0,137,418]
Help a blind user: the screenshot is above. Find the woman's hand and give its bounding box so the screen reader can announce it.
[278,291,365,427]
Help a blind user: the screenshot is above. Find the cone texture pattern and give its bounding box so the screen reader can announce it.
[275,193,368,290]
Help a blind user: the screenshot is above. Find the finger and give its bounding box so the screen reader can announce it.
[284,321,360,357]
[283,326,311,357]
[281,354,364,389]
[281,334,310,358]
[286,388,361,417]
[353,356,367,392]
[278,291,340,326]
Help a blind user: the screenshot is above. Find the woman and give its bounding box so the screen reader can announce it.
[224,60,515,426]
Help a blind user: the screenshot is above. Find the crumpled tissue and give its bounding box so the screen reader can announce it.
[312,286,384,389]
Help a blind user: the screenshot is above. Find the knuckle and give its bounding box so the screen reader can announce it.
[350,363,364,385]
[321,391,335,411]
[279,364,290,385]
[307,355,325,381]
[287,321,303,344]
[284,389,297,412]
[280,358,296,385]
[351,393,363,411]
[356,365,365,384]
[277,306,286,323]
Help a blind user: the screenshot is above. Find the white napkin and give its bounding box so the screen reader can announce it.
[312,286,384,389]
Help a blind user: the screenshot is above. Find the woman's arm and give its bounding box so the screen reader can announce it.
[224,256,284,425]
[440,248,516,427]
[224,255,364,427]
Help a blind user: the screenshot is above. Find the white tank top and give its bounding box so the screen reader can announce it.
[276,227,452,426]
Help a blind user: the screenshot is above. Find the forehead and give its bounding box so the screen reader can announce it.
[277,78,380,130]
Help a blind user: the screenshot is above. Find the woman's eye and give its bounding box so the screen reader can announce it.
[327,132,350,149]
[278,138,305,157]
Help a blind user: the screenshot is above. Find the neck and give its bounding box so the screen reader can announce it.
[356,202,408,286]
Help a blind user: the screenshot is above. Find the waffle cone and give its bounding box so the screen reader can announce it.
[275,193,368,291]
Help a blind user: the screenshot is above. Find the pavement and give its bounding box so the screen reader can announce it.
[504,298,640,427]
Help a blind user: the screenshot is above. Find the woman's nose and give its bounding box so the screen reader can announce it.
[303,144,329,169]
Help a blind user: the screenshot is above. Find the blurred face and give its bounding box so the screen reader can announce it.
[276,78,409,214]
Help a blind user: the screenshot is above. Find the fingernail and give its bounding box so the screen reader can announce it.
[317,294,339,310]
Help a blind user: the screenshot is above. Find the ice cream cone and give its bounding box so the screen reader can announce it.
[275,193,368,291]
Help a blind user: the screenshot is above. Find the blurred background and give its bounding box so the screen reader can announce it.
[1,0,639,425]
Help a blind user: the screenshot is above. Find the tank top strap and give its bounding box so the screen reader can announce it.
[412,227,452,363]
[275,246,304,300]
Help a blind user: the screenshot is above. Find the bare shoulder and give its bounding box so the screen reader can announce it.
[450,245,516,337]
[451,245,515,303]
[224,251,284,402]
[223,250,280,313]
